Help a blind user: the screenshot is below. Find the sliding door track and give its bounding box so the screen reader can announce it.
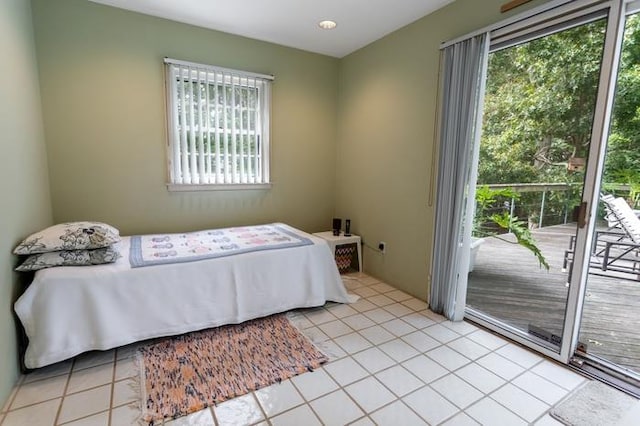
[571,352,640,398]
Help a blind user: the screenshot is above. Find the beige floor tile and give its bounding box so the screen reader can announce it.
[370,400,428,425]
[58,384,111,424]
[496,344,544,369]
[378,339,420,362]
[254,381,304,417]
[342,314,376,331]
[491,384,549,423]
[109,404,140,425]
[61,410,109,426]
[402,330,440,353]
[401,298,428,312]
[353,347,396,374]
[367,294,395,307]
[67,363,113,394]
[359,326,395,345]
[370,282,396,294]
[382,303,414,318]
[114,358,136,381]
[164,408,215,425]
[530,361,587,390]
[345,377,396,413]
[351,298,377,313]
[22,361,72,385]
[326,303,358,318]
[431,374,483,409]
[441,320,479,336]
[73,351,115,372]
[385,289,413,302]
[404,386,459,425]
[111,379,137,408]
[270,404,321,426]
[350,417,376,426]
[290,369,339,401]
[11,374,67,409]
[115,344,139,361]
[512,371,569,405]
[2,398,60,426]
[375,365,425,397]
[477,353,525,380]
[309,390,364,425]
[447,337,491,360]
[213,393,263,426]
[466,398,527,425]
[323,357,369,386]
[334,332,373,354]
[400,312,436,329]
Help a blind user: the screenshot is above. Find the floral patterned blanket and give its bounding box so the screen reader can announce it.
[129,223,313,267]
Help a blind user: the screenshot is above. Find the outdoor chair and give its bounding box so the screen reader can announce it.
[562,194,640,282]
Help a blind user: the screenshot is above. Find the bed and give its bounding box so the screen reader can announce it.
[15,223,355,369]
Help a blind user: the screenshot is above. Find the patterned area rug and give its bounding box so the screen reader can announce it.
[136,314,327,424]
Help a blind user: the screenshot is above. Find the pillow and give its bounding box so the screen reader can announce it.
[14,222,120,254]
[15,246,121,272]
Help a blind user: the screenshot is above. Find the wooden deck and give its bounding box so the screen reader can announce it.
[467,223,640,373]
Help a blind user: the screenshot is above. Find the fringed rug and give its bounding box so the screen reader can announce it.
[136,314,327,424]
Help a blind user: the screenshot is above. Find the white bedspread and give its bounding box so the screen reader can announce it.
[15,224,355,368]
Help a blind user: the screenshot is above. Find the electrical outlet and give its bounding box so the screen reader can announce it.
[378,241,386,254]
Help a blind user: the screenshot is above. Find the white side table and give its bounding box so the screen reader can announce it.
[312,231,363,273]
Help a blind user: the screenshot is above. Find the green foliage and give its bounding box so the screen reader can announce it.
[490,212,550,270]
[475,185,518,210]
[473,186,549,270]
[480,14,640,221]
[480,19,606,186]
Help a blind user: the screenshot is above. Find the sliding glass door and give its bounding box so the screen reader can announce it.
[452,0,639,382]
[466,13,609,356]
[575,8,640,383]
[436,0,640,388]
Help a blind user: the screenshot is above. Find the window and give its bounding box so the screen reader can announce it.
[164,58,272,190]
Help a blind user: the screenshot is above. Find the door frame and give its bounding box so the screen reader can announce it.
[462,0,631,368]
[561,0,626,364]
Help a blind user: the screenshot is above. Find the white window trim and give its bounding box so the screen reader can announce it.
[167,183,273,192]
[164,57,273,191]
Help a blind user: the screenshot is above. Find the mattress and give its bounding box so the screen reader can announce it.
[15,223,355,368]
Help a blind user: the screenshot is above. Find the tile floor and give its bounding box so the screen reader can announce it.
[1,273,592,425]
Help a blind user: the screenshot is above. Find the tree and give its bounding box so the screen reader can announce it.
[479,13,640,227]
[604,14,640,207]
[480,19,606,186]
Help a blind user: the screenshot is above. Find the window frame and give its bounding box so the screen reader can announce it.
[164,58,273,191]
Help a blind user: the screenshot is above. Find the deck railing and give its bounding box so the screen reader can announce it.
[480,182,633,229]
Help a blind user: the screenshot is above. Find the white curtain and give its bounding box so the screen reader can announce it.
[430,33,489,321]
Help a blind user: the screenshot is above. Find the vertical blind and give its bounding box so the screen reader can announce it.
[431,33,489,321]
[164,58,273,186]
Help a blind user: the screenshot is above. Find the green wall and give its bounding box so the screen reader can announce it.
[336,0,549,299]
[0,0,52,405]
[0,0,555,406]
[31,0,339,235]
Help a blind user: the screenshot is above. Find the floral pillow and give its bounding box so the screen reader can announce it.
[14,222,121,254]
[15,246,121,272]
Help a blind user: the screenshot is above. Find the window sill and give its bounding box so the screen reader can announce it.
[167,183,272,192]
[167,183,271,192]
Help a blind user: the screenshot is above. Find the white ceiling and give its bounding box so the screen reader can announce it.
[88,0,455,58]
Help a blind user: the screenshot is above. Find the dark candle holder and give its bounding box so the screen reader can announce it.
[332,218,342,236]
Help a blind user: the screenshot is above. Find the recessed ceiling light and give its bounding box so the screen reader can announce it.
[318,20,337,30]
